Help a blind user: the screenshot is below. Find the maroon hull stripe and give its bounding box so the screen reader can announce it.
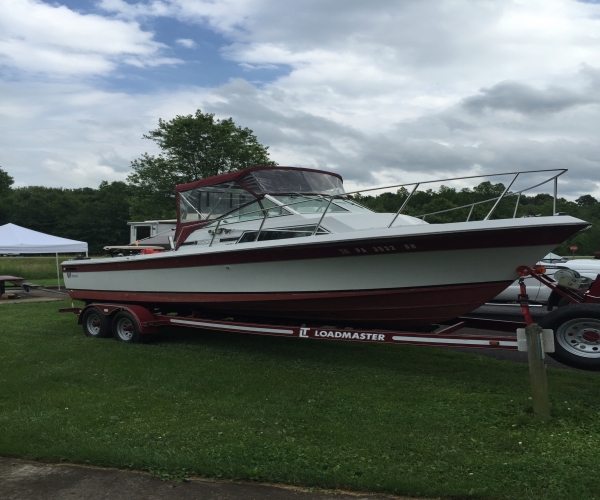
[69,281,513,327]
[64,222,586,273]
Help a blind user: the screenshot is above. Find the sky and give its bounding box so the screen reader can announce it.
[1,0,600,198]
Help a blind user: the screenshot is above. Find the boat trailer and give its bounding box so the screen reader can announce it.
[60,265,600,372]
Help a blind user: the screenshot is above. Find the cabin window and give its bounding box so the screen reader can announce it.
[179,182,256,222]
[327,199,373,213]
[272,195,372,214]
[205,197,292,226]
[238,225,328,243]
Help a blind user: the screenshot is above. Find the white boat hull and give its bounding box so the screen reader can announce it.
[63,216,588,327]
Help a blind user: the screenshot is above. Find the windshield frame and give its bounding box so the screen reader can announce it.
[269,194,373,215]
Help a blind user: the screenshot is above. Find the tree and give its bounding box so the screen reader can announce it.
[0,167,14,225]
[576,194,598,208]
[0,167,13,193]
[6,182,132,254]
[127,110,277,220]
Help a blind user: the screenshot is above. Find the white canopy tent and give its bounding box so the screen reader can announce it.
[0,223,88,289]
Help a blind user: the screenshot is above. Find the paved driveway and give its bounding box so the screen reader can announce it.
[0,287,68,305]
[0,458,419,500]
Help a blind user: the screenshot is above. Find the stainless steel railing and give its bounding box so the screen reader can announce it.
[201,168,567,246]
[407,170,563,224]
[339,168,566,228]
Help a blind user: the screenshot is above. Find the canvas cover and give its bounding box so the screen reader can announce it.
[0,223,88,254]
[175,166,343,193]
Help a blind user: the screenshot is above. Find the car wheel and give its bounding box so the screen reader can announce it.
[540,304,600,371]
[112,311,142,343]
[81,307,112,338]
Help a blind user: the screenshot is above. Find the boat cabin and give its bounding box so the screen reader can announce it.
[173,167,378,247]
[176,167,348,221]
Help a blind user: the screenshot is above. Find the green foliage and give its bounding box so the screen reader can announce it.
[2,301,600,499]
[0,167,14,224]
[0,167,13,193]
[1,181,131,254]
[127,154,177,220]
[0,257,63,280]
[127,110,277,220]
[356,182,600,255]
[576,194,597,208]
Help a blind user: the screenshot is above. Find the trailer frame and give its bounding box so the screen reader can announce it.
[60,302,528,348]
[58,265,600,369]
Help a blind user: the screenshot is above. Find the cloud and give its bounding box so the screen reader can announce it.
[462,81,596,115]
[0,79,163,188]
[97,0,175,20]
[2,0,600,202]
[0,0,180,76]
[175,38,196,49]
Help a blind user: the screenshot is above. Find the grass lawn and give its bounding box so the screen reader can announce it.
[0,256,101,287]
[0,257,69,287]
[0,257,62,279]
[1,301,599,499]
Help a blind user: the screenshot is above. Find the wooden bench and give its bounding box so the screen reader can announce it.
[0,275,25,297]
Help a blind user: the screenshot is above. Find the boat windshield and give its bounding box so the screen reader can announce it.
[179,170,347,223]
[273,195,372,214]
[208,197,291,226]
[240,169,344,195]
[179,182,256,222]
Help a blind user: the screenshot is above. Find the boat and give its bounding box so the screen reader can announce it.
[62,166,589,328]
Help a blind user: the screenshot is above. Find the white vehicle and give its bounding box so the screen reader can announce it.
[493,253,600,307]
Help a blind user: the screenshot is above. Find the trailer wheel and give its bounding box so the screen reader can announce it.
[539,304,600,371]
[82,307,112,338]
[112,311,142,343]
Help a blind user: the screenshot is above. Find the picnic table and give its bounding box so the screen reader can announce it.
[0,275,25,296]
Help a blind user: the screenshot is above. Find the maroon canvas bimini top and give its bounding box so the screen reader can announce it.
[175,166,343,193]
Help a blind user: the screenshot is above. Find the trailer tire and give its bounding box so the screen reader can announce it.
[82,307,112,338]
[112,311,142,343]
[539,304,600,371]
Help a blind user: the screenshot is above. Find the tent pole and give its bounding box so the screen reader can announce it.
[56,253,60,290]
